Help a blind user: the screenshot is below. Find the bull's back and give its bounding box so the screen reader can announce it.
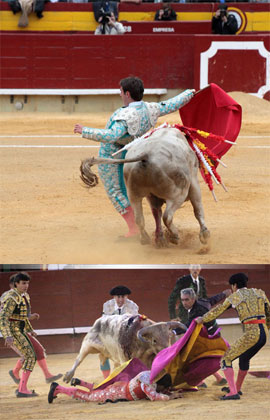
[96,315,131,362]
[124,128,196,197]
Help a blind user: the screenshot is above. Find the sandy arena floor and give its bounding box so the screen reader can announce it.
[0,347,269,420]
[0,93,269,264]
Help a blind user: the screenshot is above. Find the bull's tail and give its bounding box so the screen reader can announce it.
[80,154,148,188]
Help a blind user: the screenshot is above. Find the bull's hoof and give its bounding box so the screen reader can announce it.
[165,229,179,245]
[71,378,81,386]
[63,372,72,383]
[154,238,168,248]
[154,233,168,248]
[140,232,151,245]
[168,235,179,245]
[199,228,210,245]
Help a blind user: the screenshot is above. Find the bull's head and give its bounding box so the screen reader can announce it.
[137,321,187,350]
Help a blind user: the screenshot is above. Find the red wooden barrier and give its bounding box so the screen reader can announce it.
[0,266,269,356]
[0,33,269,98]
[0,266,269,329]
[0,33,195,89]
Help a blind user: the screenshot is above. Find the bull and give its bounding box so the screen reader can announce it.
[63,314,186,383]
[80,127,210,248]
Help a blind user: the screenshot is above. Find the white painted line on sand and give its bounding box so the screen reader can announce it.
[0,135,269,139]
[0,145,99,148]
[236,146,270,149]
[0,135,78,138]
[0,145,269,149]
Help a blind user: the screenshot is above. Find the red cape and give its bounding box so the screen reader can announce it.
[180,83,242,159]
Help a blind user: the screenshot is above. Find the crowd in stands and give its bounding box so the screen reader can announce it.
[3,0,268,4]
[3,0,267,34]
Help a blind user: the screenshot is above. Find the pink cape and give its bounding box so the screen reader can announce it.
[94,358,148,390]
[150,320,229,386]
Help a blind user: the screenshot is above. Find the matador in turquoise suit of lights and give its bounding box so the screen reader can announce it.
[74,76,195,238]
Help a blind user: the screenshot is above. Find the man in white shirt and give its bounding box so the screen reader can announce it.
[95,12,125,35]
[100,285,139,377]
[102,285,139,316]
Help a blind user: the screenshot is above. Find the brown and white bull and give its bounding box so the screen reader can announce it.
[63,314,186,383]
[80,127,210,248]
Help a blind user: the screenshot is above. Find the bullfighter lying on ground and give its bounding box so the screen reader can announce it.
[196,272,270,400]
[48,370,182,404]
[74,76,195,238]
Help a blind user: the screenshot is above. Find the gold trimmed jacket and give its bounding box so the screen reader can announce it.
[0,289,33,339]
[202,288,270,328]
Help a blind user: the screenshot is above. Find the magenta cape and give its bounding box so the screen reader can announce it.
[93,358,148,390]
[248,371,270,378]
[150,320,228,386]
[180,83,242,159]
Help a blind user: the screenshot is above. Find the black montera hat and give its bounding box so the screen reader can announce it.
[110,285,131,296]
[229,273,248,288]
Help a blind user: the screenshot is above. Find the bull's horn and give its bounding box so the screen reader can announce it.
[137,326,153,343]
[166,321,187,332]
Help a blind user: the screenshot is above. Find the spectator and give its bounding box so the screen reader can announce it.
[154,4,177,21]
[7,0,48,27]
[212,5,238,35]
[93,1,119,24]
[168,264,207,324]
[177,287,231,387]
[95,11,125,35]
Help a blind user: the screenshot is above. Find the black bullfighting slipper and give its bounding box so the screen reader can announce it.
[213,378,227,386]
[198,382,207,388]
[46,373,63,383]
[16,390,39,398]
[9,370,20,384]
[220,393,240,400]
[71,378,81,386]
[221,386,242,395]
[48,382,59,403]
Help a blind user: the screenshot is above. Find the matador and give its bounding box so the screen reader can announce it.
[74,76,195,238]
[197,272,270,401]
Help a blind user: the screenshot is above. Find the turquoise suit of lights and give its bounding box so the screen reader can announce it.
[82,90,194,214]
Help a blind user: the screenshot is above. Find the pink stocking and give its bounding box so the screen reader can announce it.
[37,358,53,379]
[213,372,223,382]
[223,367,237,396]
[102,370,110,379]
[54,384,76,398]
[13,359,23,379]
[236,369,248,393]
[79,380,94,391]
[121,206,139,237]
[19,370,32,394]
